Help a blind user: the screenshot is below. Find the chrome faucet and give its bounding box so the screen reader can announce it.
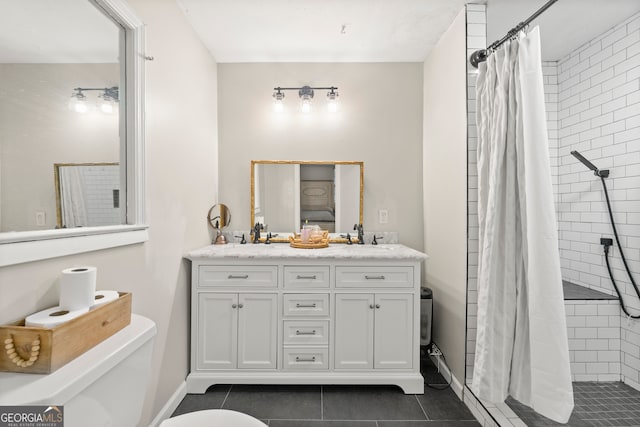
[353,223,365,244]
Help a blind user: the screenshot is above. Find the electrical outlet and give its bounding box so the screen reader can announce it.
[378,209,388,224]
[35,211,46,226]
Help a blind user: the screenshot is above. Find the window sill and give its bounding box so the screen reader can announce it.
[0,225,149,267]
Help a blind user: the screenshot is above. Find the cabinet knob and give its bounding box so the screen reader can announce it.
[238,303,244,308]
[232,304,237,308]
[369,304,375,309]
[375,304,381,309]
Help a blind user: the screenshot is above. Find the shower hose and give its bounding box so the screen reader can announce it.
[599,175,640,319]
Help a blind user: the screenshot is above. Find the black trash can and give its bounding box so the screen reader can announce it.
[420,287,433,349]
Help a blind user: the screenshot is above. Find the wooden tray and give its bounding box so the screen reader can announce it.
[289,230,329,249]
[0,292,132,374]
[290,240,329,249]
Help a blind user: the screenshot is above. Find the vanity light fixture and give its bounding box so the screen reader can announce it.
[69,86,119,114]
[272,85,339,113]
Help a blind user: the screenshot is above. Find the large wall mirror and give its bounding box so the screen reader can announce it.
[0,0,146,266]
[251,160,363,241]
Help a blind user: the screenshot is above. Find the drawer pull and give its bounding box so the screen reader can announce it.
[365,275,385,280]
[228,274,249,279]
[295,356,316,362]
[295,330,316,335]
[295,303,317,308]
[296,275,317,280]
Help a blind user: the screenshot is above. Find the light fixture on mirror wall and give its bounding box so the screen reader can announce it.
[69,86,119,114]
[272,85,339,113]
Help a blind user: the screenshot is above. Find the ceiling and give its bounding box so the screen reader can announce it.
[0,0,119,63]
[1,0,640,63]
[177,0,640,63]
[487,0,640,61]
[175,0,469,62]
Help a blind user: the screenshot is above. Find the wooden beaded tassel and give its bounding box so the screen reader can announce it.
[4,335,40,368]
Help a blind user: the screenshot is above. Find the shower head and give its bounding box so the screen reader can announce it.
[570,150,609,178]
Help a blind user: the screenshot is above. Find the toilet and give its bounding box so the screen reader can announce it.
[160,409,266,426]
[0,314,156,427]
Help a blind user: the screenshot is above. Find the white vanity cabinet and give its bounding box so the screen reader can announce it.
[187,244,428,394]
[334,293,413,370]
[197,293,277,370]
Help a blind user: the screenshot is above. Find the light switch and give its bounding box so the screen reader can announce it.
[36,211,46,226]
[378,209,388,224]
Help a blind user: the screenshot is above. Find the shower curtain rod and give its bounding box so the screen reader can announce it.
[470,0,559,68]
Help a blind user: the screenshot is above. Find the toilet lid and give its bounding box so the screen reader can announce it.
[160,410,266,427]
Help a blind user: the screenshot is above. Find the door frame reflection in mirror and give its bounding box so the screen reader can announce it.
[0,0,147,267]
[250,160,364,243]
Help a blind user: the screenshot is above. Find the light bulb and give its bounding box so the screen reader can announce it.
[326,89,339,113]
[273,90,285,113]
[100,101,114,114]
[301,98,312,113]
[69,90,88,113]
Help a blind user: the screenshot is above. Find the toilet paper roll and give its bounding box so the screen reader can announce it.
[60,266,97,310]
[91,290,120,309]
[25,306,90,328]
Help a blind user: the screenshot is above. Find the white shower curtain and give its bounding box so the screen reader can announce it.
[59,166,88,228]
[472,27,574,423]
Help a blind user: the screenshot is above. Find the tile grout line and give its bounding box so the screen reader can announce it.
[414,392,430,421]
[320,385,324,420]
[220,385,232,409]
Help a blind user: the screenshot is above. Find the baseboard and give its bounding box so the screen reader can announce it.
[147,380,187,427]
[428,353,464,399]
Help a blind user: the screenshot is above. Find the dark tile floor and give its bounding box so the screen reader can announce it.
[507,381,640,426]
[172,357,480,426]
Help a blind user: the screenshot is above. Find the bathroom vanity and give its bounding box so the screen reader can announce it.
[186,243,428,394]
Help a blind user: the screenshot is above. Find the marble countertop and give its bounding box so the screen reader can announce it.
[187,243,428,261]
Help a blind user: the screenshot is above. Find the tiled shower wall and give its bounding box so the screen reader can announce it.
[465,3,484,385]
[465,6,640,388]
[554,12,640,388]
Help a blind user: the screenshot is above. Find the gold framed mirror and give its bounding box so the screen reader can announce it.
[250,160,363,243]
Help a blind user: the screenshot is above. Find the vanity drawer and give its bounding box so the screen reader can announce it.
[198,265,277,287]
[283,294,329,317]
[284,266,330,288]
[283,348,329,370]
[283,320,329,345]
[335,266,413,288]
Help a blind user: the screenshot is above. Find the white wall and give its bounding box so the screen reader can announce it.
[0,63,119,231]
[0,0,219,424]
[217,62,425,251]
[422,8,468,386]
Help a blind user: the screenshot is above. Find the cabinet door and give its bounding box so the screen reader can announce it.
[198,293,238,369]
[334,293,374,369]
[374,293,413,369]
[237,293,278,369]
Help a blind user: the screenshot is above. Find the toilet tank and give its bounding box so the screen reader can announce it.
[0,314,156,427]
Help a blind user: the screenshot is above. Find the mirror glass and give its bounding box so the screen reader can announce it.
[0,0,123,233]
[208,204,231,229]
[54,163,120,228]
[251,161,363,240]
